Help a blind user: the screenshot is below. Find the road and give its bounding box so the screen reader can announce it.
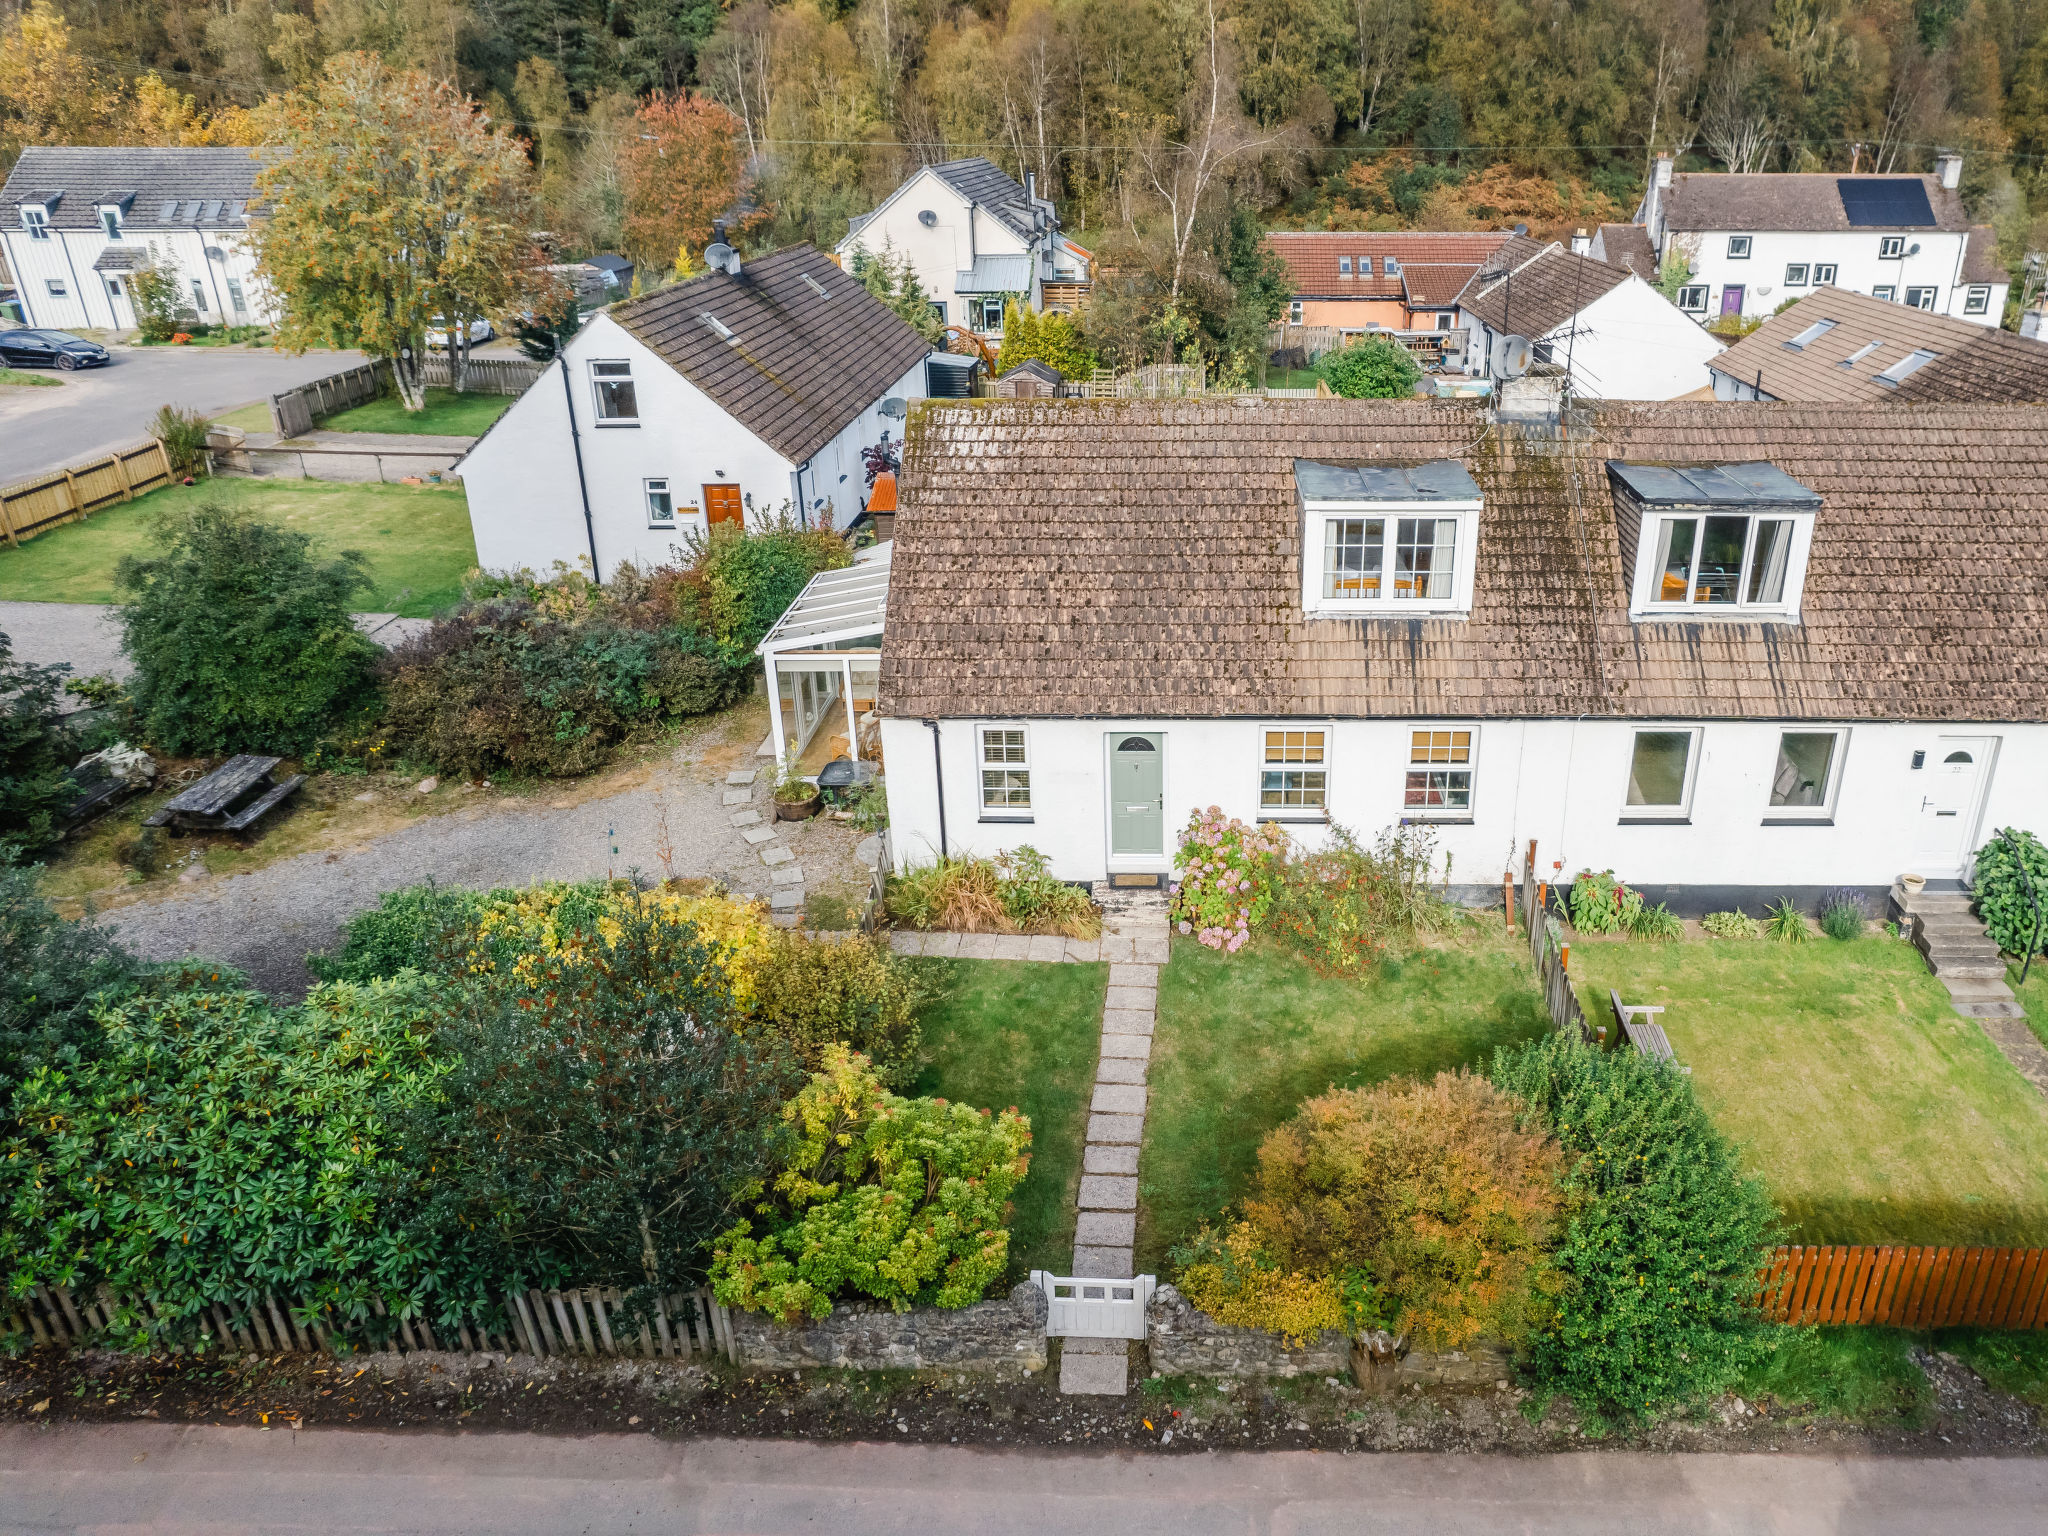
[0,344,364,484]
[3,1425,2045,1534]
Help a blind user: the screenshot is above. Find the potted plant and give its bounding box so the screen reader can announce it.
[773,749,822,821]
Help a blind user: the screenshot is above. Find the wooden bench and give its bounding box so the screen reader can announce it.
[1610,988,1688,1070]
[144,754,304,839]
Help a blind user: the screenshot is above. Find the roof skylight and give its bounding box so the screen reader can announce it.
[1838,340,1883,369]
[1784,318,1837,351]
[1874,348,1938,386]
[699,312,740,345]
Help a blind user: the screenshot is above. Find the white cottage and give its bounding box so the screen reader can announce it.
[836,158,1090,339]
[1461,236,1724,400]
[875,397,2048,912]
[457,244,933,577]
[0,145,276,332]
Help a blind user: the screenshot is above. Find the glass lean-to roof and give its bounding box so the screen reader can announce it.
[757,548,890,655]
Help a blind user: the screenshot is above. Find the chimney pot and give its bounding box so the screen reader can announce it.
[1935,151,1963,190]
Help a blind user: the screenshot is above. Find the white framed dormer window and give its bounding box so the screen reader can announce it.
[1764,729,1847,823]
[1614,461,1820,622]
[1879,236,1905,260]
[644,477,675,529]
[1677,284,1708,313]
[980,726,1031,818]
[1964,285,1991,315]
[99,206,122,240]
[1404,728,1475,820]
[1726,236,1752,259]
[1338,256,1353,276]
[1298,461,1482,617]
[1622,727,1701,821]
[1813,263,1839,285]
[1646,514,1800,610]
[19,205,50,241]
[590,360,638,423]
[1259,727,1327,820]
[1784,263,1810,286]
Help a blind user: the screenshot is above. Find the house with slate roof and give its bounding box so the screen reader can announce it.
[457,244,933,576]
[874,397,2048,909]
[1,145,275,332]
[836,158,1090,338]
[1638,154,2008,327]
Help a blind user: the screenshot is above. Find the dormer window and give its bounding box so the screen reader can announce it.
[99,206,122,239]
[1609,461,1821,622]
[19,205,50,241]
[1384,256,1402,277]
[1296,459,1482,617]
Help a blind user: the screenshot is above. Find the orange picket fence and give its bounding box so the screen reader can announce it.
[1754,1245,2048,1330]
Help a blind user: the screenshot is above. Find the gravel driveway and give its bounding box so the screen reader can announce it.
[106,714,871,999]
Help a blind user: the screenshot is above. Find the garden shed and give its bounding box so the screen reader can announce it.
[759,546,889,773]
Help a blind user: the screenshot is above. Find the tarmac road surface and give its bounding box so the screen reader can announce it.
[3,1423,2046,1534]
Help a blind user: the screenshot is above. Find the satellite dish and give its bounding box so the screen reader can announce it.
[878,397,908,419]
[918,209,938,227]
[1497,334,1533,379]
[703,241,741,276]
[203,246,225,261]
[1906,243,1922,258]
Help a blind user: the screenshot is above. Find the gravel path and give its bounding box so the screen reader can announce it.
[107,716,871,999]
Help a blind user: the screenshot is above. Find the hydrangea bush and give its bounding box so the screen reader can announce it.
[1168,808,1288,951]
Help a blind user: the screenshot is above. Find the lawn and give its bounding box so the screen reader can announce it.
[910,957,1109,1281]
[2007,961,2048,1053]
[1566,935,2048,1248]
[0,477,476,616]
[1137,926,1550,1270]
[319,387,513,437]
[211,400,274,434]
[0,367,61,388]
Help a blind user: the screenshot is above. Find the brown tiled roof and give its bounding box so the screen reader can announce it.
[1708,288,2048,404]
[1662,172,1970,233]
[1592,223,1657,280]
[1265,230,1512,302]
[881,398,2048,723]
[612,244,930,465]
[1962,225,2007,285]
[1458,240,1630,336]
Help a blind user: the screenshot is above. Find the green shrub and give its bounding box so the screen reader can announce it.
[888,850,1101,938]
[1569,870,1681,940]
[748,930,924,1087]
[307,880,499,983]
[1765,897,1809,942]
[0,863,150,1102]
[116,502,378,756]
[1260,823,1456,974]
[1491,1032,1780,1426]
[1315,335,1423,399]
[711,1045,1031,1319]
[1170,806,1287,951]
[130,262,183,343]
[681,512,852,661]
[0,630,78,860]
[1973,829,2048,960]
[1818,889,1867,941]
[1701,910,1760,939]
[149,403,211,478]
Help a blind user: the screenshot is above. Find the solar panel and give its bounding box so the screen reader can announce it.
[1838,178,1935,228]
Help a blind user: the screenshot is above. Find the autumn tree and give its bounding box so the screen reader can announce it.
[0,1,123,164]
[619,90,750,272]
[253,53,543,407]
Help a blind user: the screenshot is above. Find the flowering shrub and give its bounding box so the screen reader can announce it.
[1172,1222,1376,1346]
[469,882,776,1007]
[1262,823,1457,974]
[1170,808,1287,951]
[1568,869,1682,941]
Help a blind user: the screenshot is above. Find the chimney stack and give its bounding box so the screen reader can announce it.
[1935,152,1963,190]
[1570,227,1591,256]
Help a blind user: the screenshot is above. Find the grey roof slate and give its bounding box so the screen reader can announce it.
[1295,459,1481,502]
[1,146,265,230]
[928,158,1038,240]
[1662,172,1971,233]
[610,243,931,466]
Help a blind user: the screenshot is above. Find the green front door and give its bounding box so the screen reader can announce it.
[1110,733,1164,858]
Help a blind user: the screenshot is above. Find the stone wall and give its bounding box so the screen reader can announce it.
[1395,1340,1511,1385]
[727,1282,1048,1376]
[1144,1284,1349,1378]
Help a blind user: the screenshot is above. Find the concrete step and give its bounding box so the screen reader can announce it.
[1930,957,2009,981]
[1058,1337,1129,1396]
[1951,998,2030,1020]
[1898,890,1975,914]
[1943,977,2018,1002]
[1914,913,1987,936]
[1917,935,2003,964]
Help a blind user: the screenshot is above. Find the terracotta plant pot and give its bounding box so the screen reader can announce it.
[1900,873,1927,895]
[775,792,823,821]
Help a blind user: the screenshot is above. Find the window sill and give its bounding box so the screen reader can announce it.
[594,420,640,428]
[1618,815,1690,826]
[1257,815,1329,825]
[979,814,1034,824]
[1761,816,1834,827]
[1403,814,1474,824]
[1631,608,1799,624]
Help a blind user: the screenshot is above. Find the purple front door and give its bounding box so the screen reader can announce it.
[1720,285,1745,317]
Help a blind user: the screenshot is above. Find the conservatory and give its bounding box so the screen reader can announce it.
[757,546,889,774]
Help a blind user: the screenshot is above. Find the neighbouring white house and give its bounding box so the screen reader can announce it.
[1460,236,1723,399]
[1637,153,2009,327]
[0,145,277,332]
[873,397,2048,909]
[457,243,933,577]
[836,158,1090,340]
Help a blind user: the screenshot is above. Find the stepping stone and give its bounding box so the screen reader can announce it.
[770,912,800,929]
[1027,935,1067,963]
[1108,963,1159,987]
[1095,1057,1147,1084]
[1132,936,1170,965]
[1087,1113,1144,1144]
[1075,1211,1136,1247]
[889,931,926,956]
[1097,935,1137,964]
[990,935,1034,960]
[770,890,803,912]
[957,933,1001,959]
[740,825,778,845]
[722,789,752,806]
[760,845,794,866]
[770,864,806,886]
[1101,1008,1155,1036]
[1104,985,1156,1012]
[1098,1033,1152,1060]
[1084,1144,1140,1175]
[730,809,763,827]
[1090,1083,1147,1116]
[1078,1175,1138,1210]
[1071,1246,1135,1279]
[1063,939,1101,963]
[856,835,884,869]
[727,770,758,785]
[1059,1338,1127,1396]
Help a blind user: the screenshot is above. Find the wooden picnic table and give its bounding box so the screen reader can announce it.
[144,754,304,838]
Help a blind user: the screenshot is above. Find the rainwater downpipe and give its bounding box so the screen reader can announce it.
[557,355,602,585]
[922,719,949,859]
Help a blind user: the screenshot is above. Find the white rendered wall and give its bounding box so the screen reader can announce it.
[795,356,928,530]
[1,226,276,331]
[1556,279,1724,400]
[838,168,1034,327]
[880,714,2048,892]
[1669,228,2003,326]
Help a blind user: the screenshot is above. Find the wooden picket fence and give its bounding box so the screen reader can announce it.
[2,1281,738,1363]
[0,437,174,547]
[1755,1246,2048,1330]
[269,355,544,437]
[1523,873,1594,1043]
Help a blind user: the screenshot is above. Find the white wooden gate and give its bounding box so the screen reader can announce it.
[1032,1271,1154,1341]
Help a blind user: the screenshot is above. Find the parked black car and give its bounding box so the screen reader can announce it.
[0,329,112,370]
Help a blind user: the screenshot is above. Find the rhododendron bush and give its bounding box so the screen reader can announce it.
[1169,808,1287,951]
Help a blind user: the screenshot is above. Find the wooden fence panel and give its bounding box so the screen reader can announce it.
[1755,1246,2048,1328]
[1,439,173,546]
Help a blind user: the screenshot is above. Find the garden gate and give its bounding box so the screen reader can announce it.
[1031,1272,1154,1341]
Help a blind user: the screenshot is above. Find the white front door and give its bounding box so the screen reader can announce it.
[1910,737,1993,876]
